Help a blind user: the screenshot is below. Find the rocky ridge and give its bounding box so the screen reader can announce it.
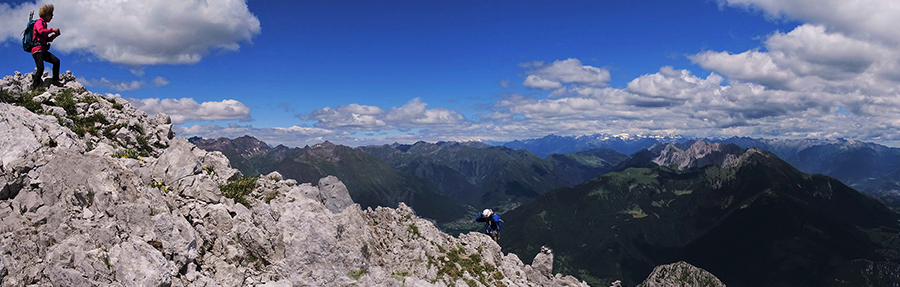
[0,72,597,286]
[651,141,743,171]
[0,72,722,286]
[636,261,725,287]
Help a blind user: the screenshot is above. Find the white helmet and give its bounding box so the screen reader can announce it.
[482,209,492,217]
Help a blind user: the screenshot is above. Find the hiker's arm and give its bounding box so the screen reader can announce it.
[34,24,54,37]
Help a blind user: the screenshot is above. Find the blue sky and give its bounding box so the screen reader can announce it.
[3,0,900,147]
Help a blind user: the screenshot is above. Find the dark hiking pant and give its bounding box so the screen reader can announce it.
[487,229,499,241]
[32,51,60,88]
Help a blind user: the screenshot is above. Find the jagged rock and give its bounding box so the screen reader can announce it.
[531,246,554,277]
[317,175,354,213]
[652,140,743,171]
[0,72,722,287]
[636,261,726,287]
[109,239,172,287]
[0,103,84,199]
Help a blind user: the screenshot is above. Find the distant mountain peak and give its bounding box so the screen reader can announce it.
[313,140,335,148]
[652,140,744,171]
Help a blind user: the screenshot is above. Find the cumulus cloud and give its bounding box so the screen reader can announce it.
[718,0,900,45]
[79,76,170,91]
[169,59,900,147]
[523,75,564,90]
[691,24,900,93]
[522,58,611,90]
[481,61,900,145]
[303,104,387,129]
[129,98,251,124]
[152,76,170,86]
[303,98,465,131]
[0,0,261,65]
[384,98,464,126]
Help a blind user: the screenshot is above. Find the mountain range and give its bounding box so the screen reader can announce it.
[500,141,900,286]
[505,134,900,210]
[185,127,900,286]
[189,136,466,222]
[192,137,629,225]
[359,141,627,209]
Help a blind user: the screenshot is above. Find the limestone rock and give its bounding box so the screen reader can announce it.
[637,261,726,287]
[652,140,743,171]
[317,175,354,213]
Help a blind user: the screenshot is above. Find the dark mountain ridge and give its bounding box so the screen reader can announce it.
[190,136,465,222]
[359,140,627,209]
[500,141,900,287]
[505,134,900,210]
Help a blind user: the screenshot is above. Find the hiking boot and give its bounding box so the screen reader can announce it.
[50,79,64,87]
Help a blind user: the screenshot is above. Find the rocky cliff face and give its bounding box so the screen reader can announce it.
[0,72,600,286]
[651,141,743,171]
[636,261,725,287]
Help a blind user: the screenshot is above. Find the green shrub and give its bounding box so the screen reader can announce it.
[391,270,412,281]
[103,123,127,140]
[135,135,151,157]
[220,176,258,207]
[79,94,98,104]
[72,113,108,137]
[53,89,77,115]
[113,149,140,159]
[347,269,366,280]
[11,89,45,114]
[407,224,422,239]
[131,123,144,134]
[204,165,216,175]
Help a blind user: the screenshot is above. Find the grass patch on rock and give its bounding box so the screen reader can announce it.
[347,269,366,280]
[220,176,258,208]
[429,244,499,286]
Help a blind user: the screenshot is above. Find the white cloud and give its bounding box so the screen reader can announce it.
[626,66,725,100]
[78,77,144,92]
[523,75,563,90]
[78,76,170,91]
[129,97,251,124]
[152,76,170,87]
[384,98,464,126]
[303,104,387,129]
[481,63,900,145]
[0,0,261,65]
[719,0,900,45]
[690,24,900,93]
[522,59,611,90]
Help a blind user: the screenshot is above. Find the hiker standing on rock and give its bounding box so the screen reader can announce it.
[30,4,62,89]
[476,209,502,241]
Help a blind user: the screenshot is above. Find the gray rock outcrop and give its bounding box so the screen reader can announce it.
[0,73,592,286]
[637,261,726,287]
[652,141,743,171]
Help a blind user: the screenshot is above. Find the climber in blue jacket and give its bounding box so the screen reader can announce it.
[475,209,502,241]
